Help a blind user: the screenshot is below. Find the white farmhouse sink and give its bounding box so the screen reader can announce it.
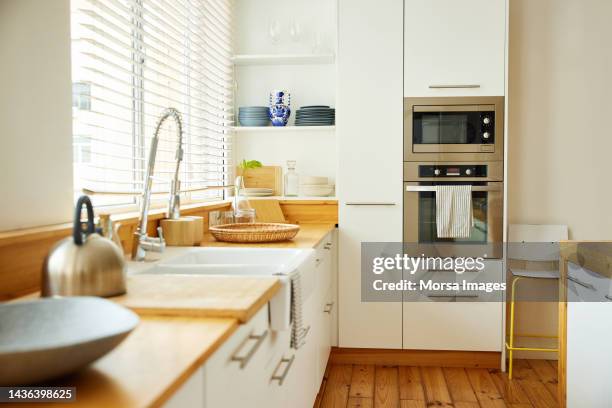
[141,263,284,276]
[134,247,316,332]
[159,247,311,269]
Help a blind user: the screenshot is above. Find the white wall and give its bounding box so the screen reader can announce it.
[508,0,612,240]
[0,0,74,231]
[508,0,612,357]
[232,0,338,187]
[234,131,337,186]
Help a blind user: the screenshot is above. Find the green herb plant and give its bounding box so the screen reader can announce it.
[234,159,262,212]
[239,159,263,171]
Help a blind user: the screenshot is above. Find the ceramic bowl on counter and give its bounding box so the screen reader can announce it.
[0,297,139,385]
[299,184,335,197]
[300,175,328,185]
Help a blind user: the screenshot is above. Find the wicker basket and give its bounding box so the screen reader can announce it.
[209,223,300,243]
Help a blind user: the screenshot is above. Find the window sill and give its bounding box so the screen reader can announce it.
[100,200,232,225]
[0,200,232,247]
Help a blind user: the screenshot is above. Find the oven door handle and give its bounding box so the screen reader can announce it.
[405,185,502,192]
[428,84,481,89]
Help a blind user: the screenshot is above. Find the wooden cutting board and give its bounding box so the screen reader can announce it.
[249,199,287,223]
[112,274,281,323]
[236,166,283,196]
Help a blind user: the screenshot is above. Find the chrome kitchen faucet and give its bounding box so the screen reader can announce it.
[131,108,184,261]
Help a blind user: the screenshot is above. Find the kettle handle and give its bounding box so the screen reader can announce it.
[74,195,96,246]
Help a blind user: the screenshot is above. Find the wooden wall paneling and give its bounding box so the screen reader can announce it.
[279,200,338,224]
[0,202,232,299]
[0,235,65,300]
[0,199,336,299]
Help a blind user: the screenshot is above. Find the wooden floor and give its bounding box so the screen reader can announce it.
[315,359,558,408]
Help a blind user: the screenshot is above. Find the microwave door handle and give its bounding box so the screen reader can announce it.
[405,186,501,192]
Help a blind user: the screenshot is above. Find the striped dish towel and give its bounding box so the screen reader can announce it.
[435,185,473,238]
[290,270,309,349]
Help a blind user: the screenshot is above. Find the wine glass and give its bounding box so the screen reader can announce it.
[289,20,302,43]
[268,20,281,45]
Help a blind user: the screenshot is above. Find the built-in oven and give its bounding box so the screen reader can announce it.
[403,161,503,258]
[404,96,504,162]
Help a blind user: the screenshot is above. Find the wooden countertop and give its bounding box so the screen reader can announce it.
[11,317,237,408]
[113,274,281,323]
[560,241,612,279]
[8,223,337,407]
[114,224,336,321]
[202,222,336,248]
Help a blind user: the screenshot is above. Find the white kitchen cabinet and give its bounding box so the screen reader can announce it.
[404,0,506,97]
[163,239,339,408]
[313,232,336,383]
[566,263,612,408]
[329,230,339,347]
[203,305,273,408]
[402,260,504,351]
[278,294,319,408]
[337,0,404,349]
[200,296,319,408]
[163,366,205,408]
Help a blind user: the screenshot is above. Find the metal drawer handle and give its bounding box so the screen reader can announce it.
[426,292,479,298]
[567,275,596,291]
[271,355,296,385]
[324,302,335,313]
[406,185,501,192]
[605,295,612,302]
[324,242,332,250]
[345,202,396,206]
[429,84,481,89]
[230,330,268,369]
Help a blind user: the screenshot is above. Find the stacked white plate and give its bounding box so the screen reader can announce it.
[241,188,274,197]
[299,176,335,197]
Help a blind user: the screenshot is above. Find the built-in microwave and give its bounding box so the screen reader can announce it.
[404,96,504,162]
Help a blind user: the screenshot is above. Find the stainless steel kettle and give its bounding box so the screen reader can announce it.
[42,196,126,297]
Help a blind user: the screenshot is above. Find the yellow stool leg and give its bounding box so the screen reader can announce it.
[508,277,521,380]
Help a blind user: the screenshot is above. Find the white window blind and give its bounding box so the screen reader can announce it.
[71,0,234,206]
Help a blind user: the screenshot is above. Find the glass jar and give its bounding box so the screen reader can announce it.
[284,160,299,197]
[235,209,256,224]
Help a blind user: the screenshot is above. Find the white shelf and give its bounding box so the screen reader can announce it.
[232,125,335,133]
[232,53,336,66]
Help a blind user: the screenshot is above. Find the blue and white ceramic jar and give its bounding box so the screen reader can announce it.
[269,90,291,127]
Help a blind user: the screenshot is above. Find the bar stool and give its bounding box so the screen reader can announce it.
[506,224,568,379]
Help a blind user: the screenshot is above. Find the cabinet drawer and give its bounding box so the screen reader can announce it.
[163,367,205,408]
[204,304,272,408]
[315,232,334,297]
[316,286,333,385]
[403,260,503,351]
[403,260,503,302]
[267,293,318,408]
[403,301,502,351]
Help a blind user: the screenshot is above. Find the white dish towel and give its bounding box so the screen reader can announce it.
[435,185,473,238]
[268,275,291,332]
[289,270,309,350]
